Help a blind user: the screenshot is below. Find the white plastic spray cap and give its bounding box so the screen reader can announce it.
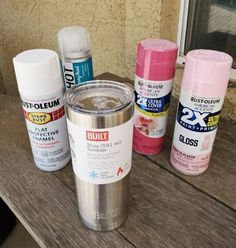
[57,26,90,59]
[13,49,63,96]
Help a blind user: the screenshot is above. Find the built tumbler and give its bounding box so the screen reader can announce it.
[64,80,134,231]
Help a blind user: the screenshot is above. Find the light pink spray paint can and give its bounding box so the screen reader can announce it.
[170,50,232,175]
[133,39,178,155]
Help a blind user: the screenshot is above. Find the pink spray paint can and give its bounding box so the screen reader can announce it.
[133,39,178,155]
[170,50,232,175]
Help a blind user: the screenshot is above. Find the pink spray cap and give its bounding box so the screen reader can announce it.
[135,39,178,81]
[182,50,233,96]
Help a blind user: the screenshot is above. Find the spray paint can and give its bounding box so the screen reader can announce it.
[65,80,134,231]
[170,49,232,175]
[133,39,178,155]
[13,49,70,171]
[57,26,93,90]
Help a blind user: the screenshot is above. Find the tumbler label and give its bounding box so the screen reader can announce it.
[67,118,133,184]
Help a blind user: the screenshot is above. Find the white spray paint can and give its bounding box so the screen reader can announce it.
[57,26,93,90]
[13,49,70,171]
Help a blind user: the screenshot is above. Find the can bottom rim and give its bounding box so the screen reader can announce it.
[80,214,128,231]
[35,156,71,172]
[170,157,209,176]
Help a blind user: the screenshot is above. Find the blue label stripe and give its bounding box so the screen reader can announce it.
[73,57,93,84]
[135,91,171,113]
[177,102,221,132]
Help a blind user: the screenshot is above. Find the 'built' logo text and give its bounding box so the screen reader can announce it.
[86,131,109,141]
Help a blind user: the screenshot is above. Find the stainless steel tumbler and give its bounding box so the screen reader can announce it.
[65,80,134,231]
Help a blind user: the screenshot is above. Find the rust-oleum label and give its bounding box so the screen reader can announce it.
[171,91,224,174]
[23,106,65,125]
[176,102,220,132]
[134,75,173,138]
[21,89,70,170]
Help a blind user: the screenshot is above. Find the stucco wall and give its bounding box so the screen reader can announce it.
[0,0,176,96]
[125,0,163,79]
[1,0,235,120]
[0,0,127,95]
[160,0,180,41]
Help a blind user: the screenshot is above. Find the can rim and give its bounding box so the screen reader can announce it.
[64,80,134,116]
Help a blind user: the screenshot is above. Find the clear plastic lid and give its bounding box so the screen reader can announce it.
[57,26,91,59]
[65,80,134,115]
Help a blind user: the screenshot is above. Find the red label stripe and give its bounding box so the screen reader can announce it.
[51,106,65,121]
[23,106,65,122]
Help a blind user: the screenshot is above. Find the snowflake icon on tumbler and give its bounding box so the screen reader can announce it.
[89,171,98,179]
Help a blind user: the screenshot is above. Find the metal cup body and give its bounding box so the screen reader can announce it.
[65,81,134,231]
[75,173,130,231]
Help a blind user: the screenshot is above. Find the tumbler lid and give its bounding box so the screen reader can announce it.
[65,80,134,115]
